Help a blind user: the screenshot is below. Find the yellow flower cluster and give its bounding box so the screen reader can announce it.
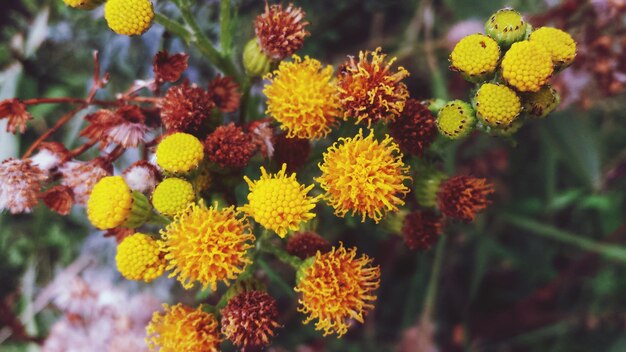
[160,202,254,290]
[115,233,165,282]
[241,164,321,238]
[316,130,411,223]
[152,178,195,217]
[146,303,221,352]
[155,132,204,174]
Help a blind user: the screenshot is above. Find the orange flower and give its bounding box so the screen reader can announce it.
[437,176,494,222]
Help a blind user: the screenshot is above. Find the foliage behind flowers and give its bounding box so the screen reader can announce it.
[1,0,626,351]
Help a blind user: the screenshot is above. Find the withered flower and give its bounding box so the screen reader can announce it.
[208,75,241,113]
[0,98,33,134]
[254,3,310,60]
[153,50,189,84]
[107,105,149,148]
[160,81,215,133]
[80,109,119,148]
[286,231,331,259]
[60,158,110,204]
[0,158,47,214]
[221,291,281,350]
[273,132,310,172]
[205,123,257,168]
[41,185,74,216]
[388,99,438,156]
[30,142,71,173]
[437,176,494,222]
[122,160,161,193]
[402,210,444,251]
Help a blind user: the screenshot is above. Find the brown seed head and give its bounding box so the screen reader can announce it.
[254,3,310,60]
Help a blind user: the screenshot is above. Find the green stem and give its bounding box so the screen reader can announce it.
[238,77,251,124]
[147,212,170,226]
[502,213,626,263]
[257,258,295,297]
[220,0,233,56]
[154,13,191,43]
[421,235,446,322]
[260,243,302,269]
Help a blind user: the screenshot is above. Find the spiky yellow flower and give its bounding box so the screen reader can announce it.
[160,202,254,290]
[436,100,476,139]
[449,34,500,82]
[264,56,340,139]
[337,47,409,126]
[146,303,221,352]
[529,27,577,68]
[104,0,154,36]
[522,84,560,118]
[295,244,380,337]
[241,164,321,238]
[316,130,411,223]
[474,83,521,127]
[155,132,204,174]
[501,40,554,92]
[152,178,195,217]
[86,176,151,230]
[115,233,165,282]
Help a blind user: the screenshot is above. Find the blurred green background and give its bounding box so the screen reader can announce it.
[1,0,625,351]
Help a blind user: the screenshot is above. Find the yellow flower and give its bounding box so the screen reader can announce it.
[475,83,521,127]
[115,233,165,282]
[241,164,321,238]
[160,202,254,290]
[295,244,380,337]
[522,84,560,118]
[104,0,154,36]
[529,27,577,68]
[63,0,104,10]
[337,47,409,126]
[501,40,554,92]
[86,176,151,230]
[449,34,500,82]
[436,100,476,139]
[152,178,195,217]
[155,132,204,174]
[146,303,221,352]
[316,130,411,223]
[264,55,340,139]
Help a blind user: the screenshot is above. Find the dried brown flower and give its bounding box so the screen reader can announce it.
[272,132,310,172]
[249,120,274,158]
[153,50,189,84]
[437,176,494,222]
[122,160,161,193]
[80,109,118,147]
[104,227,134,244]
[107,105,148,147]
[60,158,110,204]
[41,185,74,216]
[31,142,71,172]
[160,81,215,133]
[0,158,47,214]
[402,210,443,251]
[0,98,33,134]
[388,99,437,156]
[254,3,310,60]
[220,290,281,350]
[208,75,241,113]
[204,123,257,168]
[286,231,331,259]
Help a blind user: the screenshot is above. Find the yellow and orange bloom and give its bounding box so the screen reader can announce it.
[316,130,411,223]
[337,47,409,126]
[160,202,254,290]
[264,56,340,139]
[241,164,321,238]
[437,176,494,222]
[146,303,221,352]
[295,244,381,337]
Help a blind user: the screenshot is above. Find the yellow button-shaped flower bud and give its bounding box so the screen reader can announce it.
[436,100,476,139]
[450,34,500,83]
[152,178,195,217]
[155,133,204,174]
[104,0,154,36]
[115,233,165,282]
[529,27,577,69]
[475,83,521,127]
[485,8,529,47]
[501,40,554,92]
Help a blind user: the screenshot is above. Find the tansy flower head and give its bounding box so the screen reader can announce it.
[337,47,409,126]
[403,210,444,251]
[63,0,104,10]
[437,176,494,222]
[204,123,257,168]
[255,3,310,60]
[436,100,476,139]
[241,164,321,238]
[529,27,577,69]
[474,83,521,127]
[501,40,554,92]
[207,75,241,113]
[264,55,340,139]
[160,202,254,290]
[316,130,411,223]
[485,8,529,47]
[86,176,151,230]
[295,244,380,337]
[287,231,332,260]
[104,0,154,36]
[0,158,46,214]
[160,82,215,134]
[155,132,204,174]
[152,178,195,217]
[123,160,161,193]
[221,290,281,350]
[449,34,500,82]
[115,233,165,282]
[0,98,33,134]
[60,158,110,204]
[273,132,311,172]
[388,99,438,156]
[522,84,560,118]
[146,303,221,352]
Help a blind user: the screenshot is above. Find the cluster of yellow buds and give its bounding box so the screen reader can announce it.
[441,8,576,138]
